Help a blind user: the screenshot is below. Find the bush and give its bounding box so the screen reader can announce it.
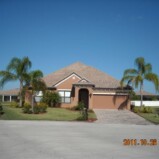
[10,101,19,108]
[132,107,139,113]
[132,106,153,113]
[144,107,153,113]
[33,105,39,114]
[23,103,31,114]
[73,102,85,111]
[0,103,4,115]
[41,91,61,107]
[37,102,48,113]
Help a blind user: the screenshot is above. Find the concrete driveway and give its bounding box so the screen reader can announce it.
[94,109,153,125]
[0,121,159,159]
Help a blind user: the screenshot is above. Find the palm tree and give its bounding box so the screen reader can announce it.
[27,70,46,112]
[120,57,159,107]
[0,57,32,107]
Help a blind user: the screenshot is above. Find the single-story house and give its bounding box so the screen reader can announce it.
[25,62,130,109]
[0,88,19,102]
[135,90,159,101]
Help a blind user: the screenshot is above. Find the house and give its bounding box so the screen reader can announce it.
[25,62,130,109]
[0,88,19,102]
[135,90,159,101]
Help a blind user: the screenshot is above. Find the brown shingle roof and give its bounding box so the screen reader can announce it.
[43,62,120,88]
[0,88,19,95]
[135,90,155,96]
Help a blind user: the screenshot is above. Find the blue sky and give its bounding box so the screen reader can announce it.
[0,0,159,93]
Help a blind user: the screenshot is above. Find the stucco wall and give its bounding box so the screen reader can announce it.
[56,75,80,90]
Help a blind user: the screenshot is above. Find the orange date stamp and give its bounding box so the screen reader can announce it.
[123,139,158,146]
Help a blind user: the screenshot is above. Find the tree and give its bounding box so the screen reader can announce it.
[27,70,46,112]
[120,57,159,107]
[0,57,31,107]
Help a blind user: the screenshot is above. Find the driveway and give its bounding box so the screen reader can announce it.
[0,121,159,159]
[93,109,153,125]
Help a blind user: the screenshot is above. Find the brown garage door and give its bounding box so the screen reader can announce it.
[93,94,129,109]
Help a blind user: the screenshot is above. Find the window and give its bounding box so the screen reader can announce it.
[59,91,71,103]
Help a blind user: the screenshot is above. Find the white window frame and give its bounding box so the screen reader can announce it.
[58,90,71,104]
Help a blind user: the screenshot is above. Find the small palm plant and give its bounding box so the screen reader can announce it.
[120,57,159,107]
[26,70,46,113]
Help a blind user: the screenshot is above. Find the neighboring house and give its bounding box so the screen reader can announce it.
[131,91,159,107]
[135,90,159,101]
[25,62,130,109]
[0,88,19,102]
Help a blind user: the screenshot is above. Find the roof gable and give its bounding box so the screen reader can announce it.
[54,73,82,87]
[43,62,120,88]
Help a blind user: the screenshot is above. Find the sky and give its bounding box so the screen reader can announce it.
[0,0,159,93]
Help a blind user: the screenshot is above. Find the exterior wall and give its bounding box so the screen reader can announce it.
[56,75,80,108]
[93,94,130,110]
[56,75,80,90]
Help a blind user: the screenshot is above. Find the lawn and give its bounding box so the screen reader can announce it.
[138,113,159,124]
[0,106,97,121]
[136,107,159,124]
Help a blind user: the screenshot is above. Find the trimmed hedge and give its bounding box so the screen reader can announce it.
[23,102,48,114]
[132,106,153,113]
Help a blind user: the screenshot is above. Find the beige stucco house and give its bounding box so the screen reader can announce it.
[1,62,130,109]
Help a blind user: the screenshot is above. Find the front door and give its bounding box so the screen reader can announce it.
[78,89,89,109]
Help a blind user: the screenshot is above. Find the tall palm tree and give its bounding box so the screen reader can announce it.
[120,57,159,107]
[0,57,32,107]
[27,70,46,112]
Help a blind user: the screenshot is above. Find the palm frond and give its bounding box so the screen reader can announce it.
[29,70,43,80]
[145,73,159,91]
[7,57,20,71]
[124,69,138,76]
[134,75,143,88]
[17,57,32,75]
[145,63,152,73]
[120,75,136,87]
[135,57,145,73]
[0,71,17,88]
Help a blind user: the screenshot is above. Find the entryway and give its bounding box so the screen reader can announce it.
[78,89,89,109]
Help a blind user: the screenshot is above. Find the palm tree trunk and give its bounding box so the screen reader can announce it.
[19,80,23,107]
[140,83,143,107]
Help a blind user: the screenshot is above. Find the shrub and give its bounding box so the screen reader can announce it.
[144,107,153,113]
[133,106,153,113]
[41,91,61,107]
[73,102,85,111]
[37,102,48,113]
[80,108,88,120]
[132,107,139,113]
[10,101,19,108]
[139,106,145,113]
[23,103,31,114]
[0,102,4,115]
[33,105,39,114]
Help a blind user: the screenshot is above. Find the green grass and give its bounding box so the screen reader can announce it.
[138,113,159,124]
[0,106,97,121]
[136,107,159,124]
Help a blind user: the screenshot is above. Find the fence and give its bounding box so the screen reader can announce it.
[131,101,159,107]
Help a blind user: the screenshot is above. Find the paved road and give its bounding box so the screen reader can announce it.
[0,121,159,159]
[94,109,153,125]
